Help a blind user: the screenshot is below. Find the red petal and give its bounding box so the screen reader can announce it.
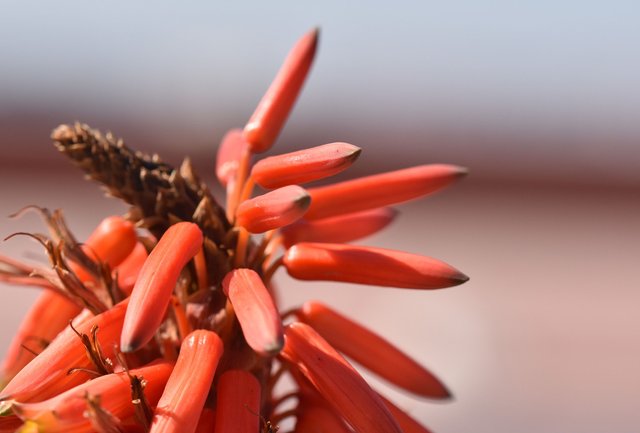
[280,322,402,433]
[121,222,203,353]
[243,29,319,153]
[235,185,310,234]
[214,370,261,433]
[304,164,467,220]
[251,142,360,189]
[284,242,468,289]
[222,269,283,356]
[298,301,450,398]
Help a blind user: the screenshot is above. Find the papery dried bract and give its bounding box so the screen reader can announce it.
[284,242,468,289]
[280,322,402,433]
[121,222,203,353]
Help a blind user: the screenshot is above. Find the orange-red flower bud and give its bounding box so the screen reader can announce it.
[216,128,249,187]
[0,300,128,405]
[121,222,203,353]
[222,269,283,356]
[280,322,402,433]
[294,405,352,433]
[251,142,361,189]
[304,164,467,220]
[114,241,149,295]
[281,207,397,248]
[235,186,310,234]
[194,408,216,433]
[283,242,468,290]
[13,361,173,433]
[1,291,81,384]
[379,393,434,433]
[243,28,319,153]
[214,370,261,433]
[297,301,450,398]
[83,216,137,267]
[149,330,223,433]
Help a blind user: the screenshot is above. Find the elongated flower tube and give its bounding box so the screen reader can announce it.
[214,370,261,433]
[281,207,397,247]
[251,142,361,189]
[235,185,310,234]
[0,300,128,406]
[304,164,467,220]
[1,29,470,433]
[297,301,449,398]
[13,361,173,433]
[216,128,249,187]
[280,322,402,433]
[149,330,223,433]
[0,291,80,385]
[243,28,319,153]
[222,269,283,355]
[284,242,468,289]
[121,222,203,353]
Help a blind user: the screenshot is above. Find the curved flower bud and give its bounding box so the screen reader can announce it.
[281,207,397,248]
[235,186,310,234]
[83,216,137,267]
[149,330,223,433]
[216,129,249,187]
[214,370,261,433]
[243,28,319,153]
[13,361,173,433]
[251,142,361,189]
[379,393,434,433]
[0,300,128,405]
[283,243,468,289]
[222,269,284,355]
[280,322,402,433]
[304,164,467,220]
[297,301,450,398]
[114,242,149,295]
[121,222,203,353]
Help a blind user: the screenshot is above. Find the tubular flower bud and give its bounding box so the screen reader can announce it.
[297,301,450,398]
[304,164,468,220]
[216,129,249,187]
[243,28,319,153]
[284,242,469,289]
[121,222,203,353]
[222,269,284,356]
[280,322,402,433]
[3,29,471,433]
[214,370,261,433]
[235,185,310,234]
[0,300,128,406]
[13,361,173,433]
[149,330,223,433]
[281,207,397,247]
[251,142,361,189]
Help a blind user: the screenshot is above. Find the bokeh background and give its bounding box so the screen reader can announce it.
[1,1,638,432]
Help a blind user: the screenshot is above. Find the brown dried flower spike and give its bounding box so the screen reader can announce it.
[0,28,468,433]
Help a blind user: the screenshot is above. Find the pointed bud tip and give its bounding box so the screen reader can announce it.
[450,271,470,286]
[120,339,141,354]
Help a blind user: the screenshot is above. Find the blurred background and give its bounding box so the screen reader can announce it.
[0,1,638,432]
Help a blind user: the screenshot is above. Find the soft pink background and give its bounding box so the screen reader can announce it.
[1,2,639,432]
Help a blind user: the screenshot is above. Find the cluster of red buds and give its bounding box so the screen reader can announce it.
[0,29,468,433]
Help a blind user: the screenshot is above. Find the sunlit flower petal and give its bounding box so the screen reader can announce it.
[222,269,283,355]
[214,370,261,433]
[284,242,468,289]
[121,222,203,353]
[235,185,310,234]
[280,322,402,433]
[251,142,361,189]
[149,330,223,433]
[304,164,467,220]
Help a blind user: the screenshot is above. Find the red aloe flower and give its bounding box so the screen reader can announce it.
[1,29,469,432]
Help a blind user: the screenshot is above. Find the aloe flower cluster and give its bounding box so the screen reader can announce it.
[0,29,468,433]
